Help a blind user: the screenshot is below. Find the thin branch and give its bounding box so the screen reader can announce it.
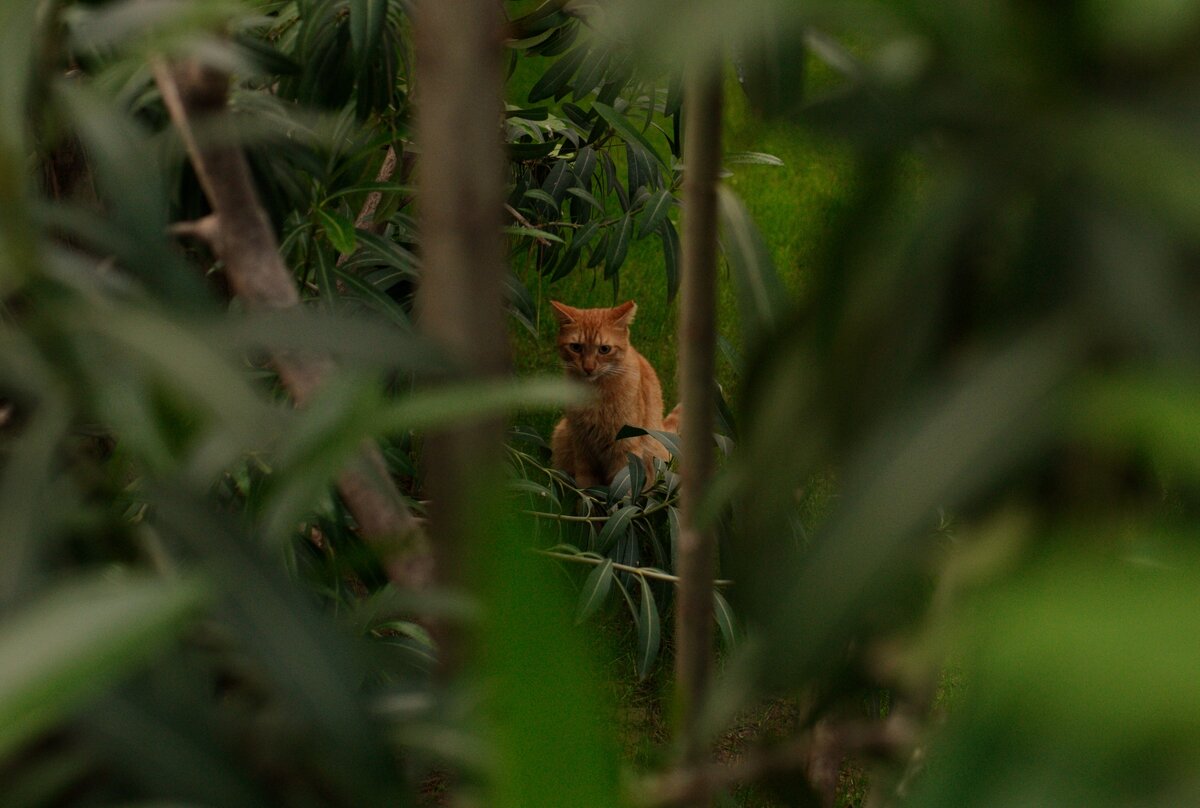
[505,202,552,245]
[637,716,917,807]
[151,59,432,590]
[168,214,220,244]
[353,145,399,232]
[520,498,674,522]
[533,549,733,587]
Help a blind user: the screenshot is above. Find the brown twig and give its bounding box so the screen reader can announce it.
[638,716,918,808]
[532,548,733,587]
[152,59,432,590]
[168,214,220,243]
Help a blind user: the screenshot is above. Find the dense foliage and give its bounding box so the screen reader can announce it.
[4,0,1200,807]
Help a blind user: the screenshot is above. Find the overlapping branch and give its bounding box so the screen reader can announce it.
[153,60,432,590]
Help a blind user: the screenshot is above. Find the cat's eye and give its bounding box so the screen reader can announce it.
[598,345,611,354]
[569,343,582,353]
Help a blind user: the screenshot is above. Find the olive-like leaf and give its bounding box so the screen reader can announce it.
[528,45,586,102]
[596,505,640,554]
[638,188,674,238]
[635,578,661,679]
[592,101,666,166]
[574,559,615,624]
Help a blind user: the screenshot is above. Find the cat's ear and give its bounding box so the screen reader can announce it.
[549,300,578,325]
[610,300,637,327]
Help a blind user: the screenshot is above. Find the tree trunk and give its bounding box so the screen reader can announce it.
[675,59,724,796]
[412,0,510,672]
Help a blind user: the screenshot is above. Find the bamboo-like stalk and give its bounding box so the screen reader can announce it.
[152,61,432,590]
[675,59,724,790]
[412,0,509,670]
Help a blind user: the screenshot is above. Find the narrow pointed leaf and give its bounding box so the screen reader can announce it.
[596,505,639,554]
[718,186,786,342]
[636,578,661,679]
[660,219,681,301]
[317,209,358,256]
[638,188,674,238]
[592,101,666,166]
[714,589,739,648]
[574,559,615,624]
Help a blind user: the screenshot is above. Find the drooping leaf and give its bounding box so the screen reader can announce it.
[596,505,640,554]
[350,0,387,75]
[635,578,661,679]
[574,559,615,624]
[718,185,786,343]
[638,188,674,238]
[660,218,681,301]
[604,211,633,277]
[713,589,739,648]
[726,151,785,167]
[528,45,587,102]
[615,425,680,460]
[592,101,666,166]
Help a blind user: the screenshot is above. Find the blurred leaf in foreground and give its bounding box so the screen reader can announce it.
[0,574,207,761]
[913,552,1200,808]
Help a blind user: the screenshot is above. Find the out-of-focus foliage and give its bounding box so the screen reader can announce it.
[6,0,1200,806]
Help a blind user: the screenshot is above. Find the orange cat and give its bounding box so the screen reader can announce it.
[550,300,677,488]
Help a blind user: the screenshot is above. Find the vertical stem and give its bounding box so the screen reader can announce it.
[413,0,509,671]
[676,59,723,783]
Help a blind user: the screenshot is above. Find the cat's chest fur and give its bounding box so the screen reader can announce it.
[567,358,643,441]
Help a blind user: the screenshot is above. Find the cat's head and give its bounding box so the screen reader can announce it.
[549,300,637,382]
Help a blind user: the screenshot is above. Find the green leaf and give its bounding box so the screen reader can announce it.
[0,575,207,760]
[660,218,681,301]
[528,45,586,102]
[718,186,786,343]
[567,187,605,213]
[541,159,575,203]
[592,101,666,167]
[638,188,674,238]
[504,225,565,244]
[604,211,633,277]
[726,151,785,167]
[373,377,587,435]
[573,47,610,100]
[635,578,661,679]
[350,0,388,75]
[596,505,640,554]
[615,425,681,459]
[522,188,560,210]
[625,452,645,499]
[574,559,615,624]
[714,590,738,648]
[509,478,560,509]
[323,182,414,203]
[574,145,598,185]
[313,243,338,308]
[317,209,358,255]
